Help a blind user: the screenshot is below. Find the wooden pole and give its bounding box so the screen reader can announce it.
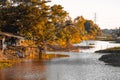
[1,36,6,54]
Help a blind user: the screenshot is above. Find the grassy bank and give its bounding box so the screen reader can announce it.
[95,47,120,53]
[95,47,120,66]
[0,60,15,69]
[0,43,94,68]
[42,54,69,60]
[48,44,94,52]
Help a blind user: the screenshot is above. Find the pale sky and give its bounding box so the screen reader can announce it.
[49,0,120,29]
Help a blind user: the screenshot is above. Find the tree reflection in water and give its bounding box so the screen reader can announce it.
[0,60,47,80]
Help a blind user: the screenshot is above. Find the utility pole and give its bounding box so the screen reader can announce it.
[94,13,96,24]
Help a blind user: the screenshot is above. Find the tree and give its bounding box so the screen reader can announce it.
[0,0,102,59]
[0,0,54,58]
[84,20,102,39]
[49,4,69,46]
[74,16,86,40]
[0,0,71,58]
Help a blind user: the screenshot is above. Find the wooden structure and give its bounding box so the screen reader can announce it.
[0,31,24,54]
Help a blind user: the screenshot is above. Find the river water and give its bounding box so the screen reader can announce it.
[0,40,120,80]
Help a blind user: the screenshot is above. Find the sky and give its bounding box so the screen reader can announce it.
[49,0,120,29]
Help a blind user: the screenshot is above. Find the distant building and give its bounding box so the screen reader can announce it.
[116,37,120,43]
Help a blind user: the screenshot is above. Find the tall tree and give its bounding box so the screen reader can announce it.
[0,0,54,58]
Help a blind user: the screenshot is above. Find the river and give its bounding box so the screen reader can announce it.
[0,40,120,80]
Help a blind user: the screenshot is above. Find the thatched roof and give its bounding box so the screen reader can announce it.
[0,32,23,39]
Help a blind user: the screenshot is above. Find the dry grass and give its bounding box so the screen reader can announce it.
[95,47,120,53]
[42,54,69,60]
[0,60,14,69]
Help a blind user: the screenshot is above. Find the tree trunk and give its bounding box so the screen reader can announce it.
[38,46,44,59]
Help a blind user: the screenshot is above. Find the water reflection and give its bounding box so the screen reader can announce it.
[0,60,47,80]
[0,41,120,80]
[74,40,120,53]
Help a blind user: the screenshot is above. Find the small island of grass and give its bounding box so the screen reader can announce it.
[95,47,120,66]
[95,47,120,53]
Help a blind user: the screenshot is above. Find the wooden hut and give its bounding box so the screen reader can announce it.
[0,32,24,54]
[0,32,39,59]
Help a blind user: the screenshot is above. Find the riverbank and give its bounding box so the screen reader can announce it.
[95,47,120,53]
[48,44,94,52]
[0,59,20,69]
[95,47,120,66]
[39,45,94,59]
[0,42,94,68]
[0,52,70,68]
[42,54,69,60]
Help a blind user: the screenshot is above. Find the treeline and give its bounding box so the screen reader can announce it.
[102,28,120,35]
[102,28,120,39]
[0,0,102,48]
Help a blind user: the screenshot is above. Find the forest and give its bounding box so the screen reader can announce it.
[0,0,102,56]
